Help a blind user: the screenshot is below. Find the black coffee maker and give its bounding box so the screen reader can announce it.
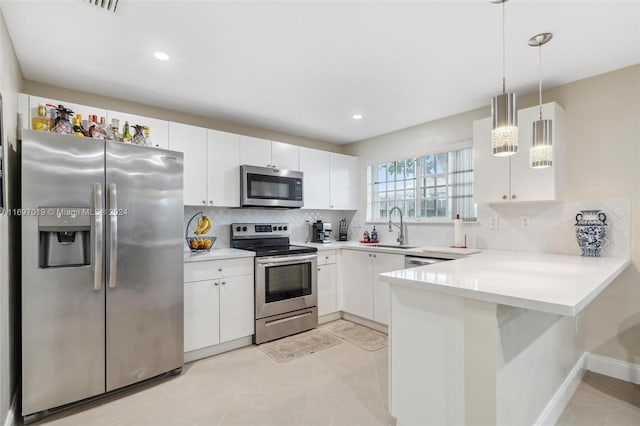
[311,220,331,243]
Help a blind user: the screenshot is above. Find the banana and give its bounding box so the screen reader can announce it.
[201,216,211,234]
[194,216,212,235]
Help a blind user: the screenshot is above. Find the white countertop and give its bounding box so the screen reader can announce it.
[379,250,630,316]
[299,241,479,258]
[184,248,255,262]
[184,241,478,262]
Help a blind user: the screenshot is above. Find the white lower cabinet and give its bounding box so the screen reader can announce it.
[341,250,374,319]
[219,274,255,342]
[341,249,404,325]
[183,258,254,354]
[372,253,405,325]
[184,280,220,352]
[317,251,338,316]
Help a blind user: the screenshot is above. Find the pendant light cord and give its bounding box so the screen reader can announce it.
[502,1,506,94]
[538,43,543,120]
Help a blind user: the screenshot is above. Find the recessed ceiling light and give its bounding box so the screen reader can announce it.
[352,114,363,120]
[153,51,170,61]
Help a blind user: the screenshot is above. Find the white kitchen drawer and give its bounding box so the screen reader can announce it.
[184,257,254,282]
[317,251,336,265]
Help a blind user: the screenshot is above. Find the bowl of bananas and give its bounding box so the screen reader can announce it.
[185,212,216,252]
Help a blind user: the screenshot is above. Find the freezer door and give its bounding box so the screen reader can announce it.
[105,142,184,391]
[21,131,106,415]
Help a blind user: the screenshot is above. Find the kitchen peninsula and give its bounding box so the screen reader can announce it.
[380,251,630,426]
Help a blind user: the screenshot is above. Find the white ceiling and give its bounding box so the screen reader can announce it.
[1,1,638,144]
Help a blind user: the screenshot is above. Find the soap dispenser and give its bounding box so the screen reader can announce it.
[371,226,378,242]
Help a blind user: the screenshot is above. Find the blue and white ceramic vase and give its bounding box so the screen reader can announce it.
[575,210,607,257]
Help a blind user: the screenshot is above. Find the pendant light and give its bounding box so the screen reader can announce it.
[528,32,553,169]
[490,0,518,157]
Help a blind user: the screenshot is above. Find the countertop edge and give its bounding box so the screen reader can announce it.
[382,275,576,316]
[571,257,631,315]
[380,256,631,317]
[184,249,255,262]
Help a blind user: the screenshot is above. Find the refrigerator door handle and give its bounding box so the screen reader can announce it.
[93,183,103,291]
[108,183,118,288]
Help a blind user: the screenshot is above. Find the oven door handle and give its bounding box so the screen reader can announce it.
[256,254,318,266]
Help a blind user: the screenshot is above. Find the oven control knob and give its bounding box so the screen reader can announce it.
[242,226,247,232]
[283,226,288,231]
[278,226,283,231]
[236,226,241,232]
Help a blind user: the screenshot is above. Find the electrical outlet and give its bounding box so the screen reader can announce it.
[489,216,499,230]
[521,216,530,228]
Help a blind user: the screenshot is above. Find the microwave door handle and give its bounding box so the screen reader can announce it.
[256,254,318,266]
[93,183,103,291]
[108,183,118,288]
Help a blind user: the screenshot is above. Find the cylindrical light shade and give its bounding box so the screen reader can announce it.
[530,119,553,168]
[491,92,518,156]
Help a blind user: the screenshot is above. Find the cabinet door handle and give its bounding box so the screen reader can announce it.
[209,200,213,204]
[318,268,321,271]
[218,268,223,272]
[502,195,507,200]
[221,281,226,285]
[202,200,206,204]
[512,194,517,199]
[214,282,219,286]
[373,254,376,258]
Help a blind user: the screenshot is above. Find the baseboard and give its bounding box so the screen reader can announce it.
[533,352,587,426]
[341,312,388,334]
[586,352,640,384]
[3,387,18,426]
[184,336,253,363]
[318,312,341,324]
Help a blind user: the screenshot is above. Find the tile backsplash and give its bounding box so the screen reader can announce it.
[350,199,630,258]
[185,199,630,259]
[184,207,357,249]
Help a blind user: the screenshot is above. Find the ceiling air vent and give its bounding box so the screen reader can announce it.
[84,0,119,13]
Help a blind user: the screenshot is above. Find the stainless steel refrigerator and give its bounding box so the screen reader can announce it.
[21,130,184,419]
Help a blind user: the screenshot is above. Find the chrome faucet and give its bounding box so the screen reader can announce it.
[388,206,406,245]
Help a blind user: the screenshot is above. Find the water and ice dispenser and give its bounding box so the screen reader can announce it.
[38,207,91,268]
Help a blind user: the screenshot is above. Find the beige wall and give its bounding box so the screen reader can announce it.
[21,80,343,154]
[0,7,22,424]
[345,64,640,366]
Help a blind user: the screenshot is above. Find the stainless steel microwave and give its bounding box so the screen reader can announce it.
[240,165,304,208]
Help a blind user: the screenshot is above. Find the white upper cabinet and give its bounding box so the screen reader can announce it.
[168,122,208,206]
[299,147,331,209]
[239,136,300,170]
[330,153,359,210]
[207,129,240,207]
[106,110,169,150]
[239,136,272,167]
[473,102,565,204]
[271,141,299,170]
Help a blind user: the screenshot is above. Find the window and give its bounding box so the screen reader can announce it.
[367,148,475,221]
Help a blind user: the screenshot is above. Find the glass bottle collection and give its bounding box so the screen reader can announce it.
[31,103,154,147]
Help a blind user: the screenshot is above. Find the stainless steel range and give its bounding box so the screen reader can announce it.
[231,223,318,344]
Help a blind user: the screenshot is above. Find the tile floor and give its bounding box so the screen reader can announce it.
[26,323,390,426]
[557,371,640,426]
[23,327,640,426]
